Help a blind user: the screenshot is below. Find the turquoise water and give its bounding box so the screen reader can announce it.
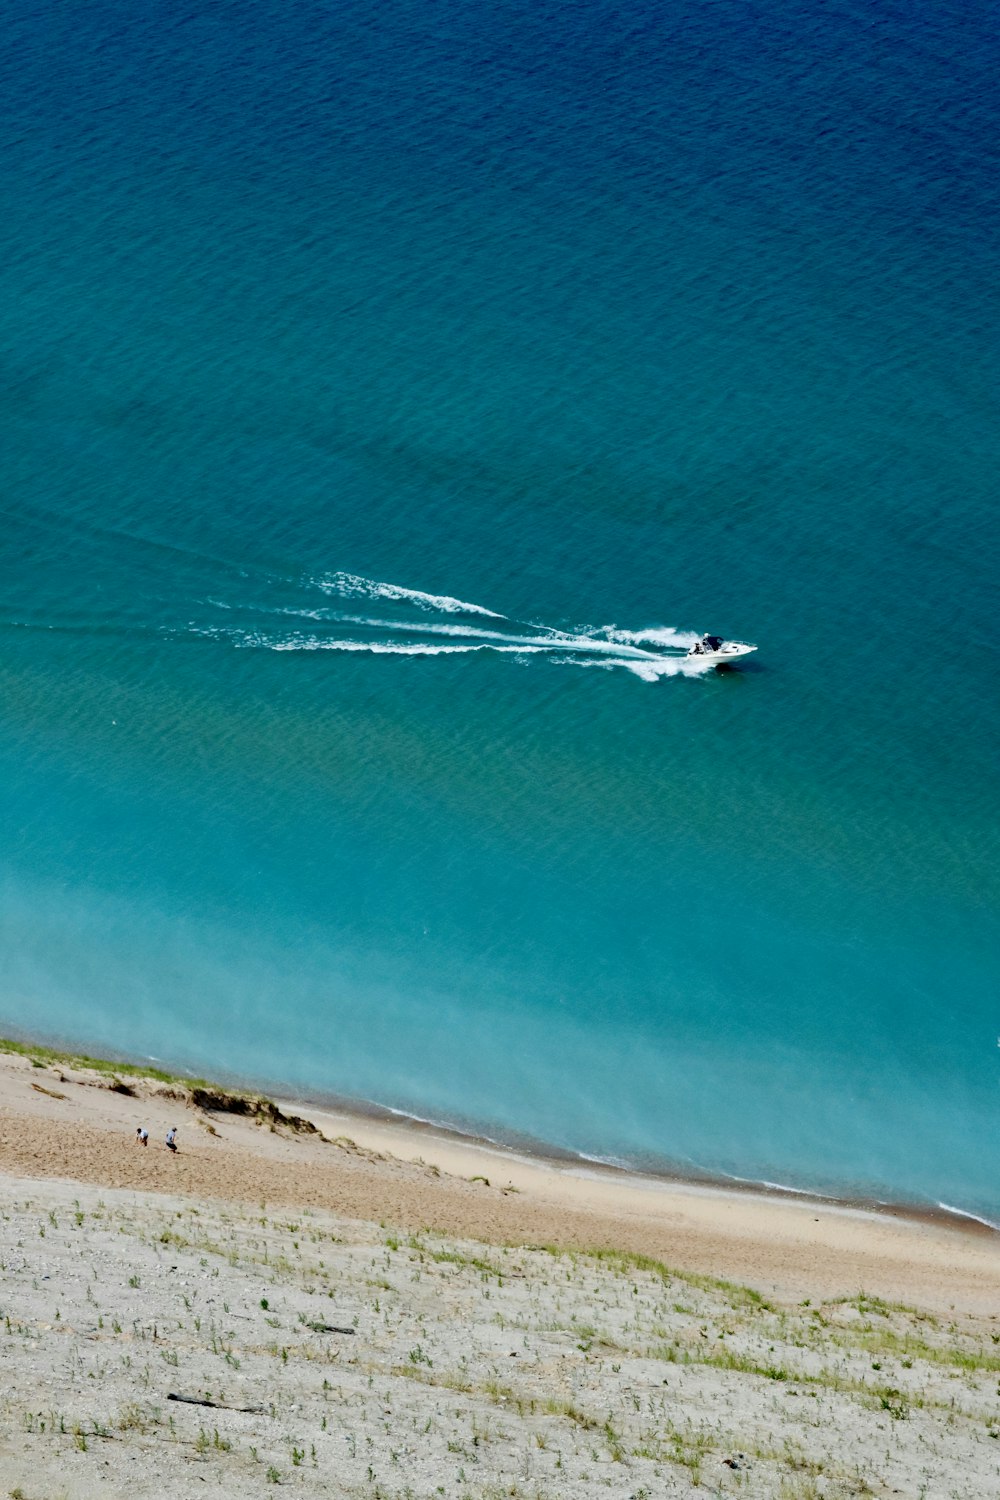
[1,0,998,1216]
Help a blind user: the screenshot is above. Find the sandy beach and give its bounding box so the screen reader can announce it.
[3,1044,1000,1498]
[1,1047,998,1317]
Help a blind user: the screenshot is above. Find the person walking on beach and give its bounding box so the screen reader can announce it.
[135,1126,148,1147]
[165,1126,178,1153]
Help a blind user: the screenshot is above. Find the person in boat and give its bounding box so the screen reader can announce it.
[691,634,724,655]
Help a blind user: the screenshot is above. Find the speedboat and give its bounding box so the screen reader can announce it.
[686,634,757,666]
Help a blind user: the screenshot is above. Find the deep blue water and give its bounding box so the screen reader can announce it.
[1,0,998,1215]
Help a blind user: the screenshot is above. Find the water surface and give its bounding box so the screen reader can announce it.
[1,0,998,1216]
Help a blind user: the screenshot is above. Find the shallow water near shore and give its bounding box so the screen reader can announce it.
[1,1,998,1216]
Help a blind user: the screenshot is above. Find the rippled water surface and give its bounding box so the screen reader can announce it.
[1,0,998,1214]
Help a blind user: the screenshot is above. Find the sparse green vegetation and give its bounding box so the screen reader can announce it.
[580,1246,774,1312]
[0,1034,213,1089]
[1,1137,996,1497]
[429,1248,504,1279]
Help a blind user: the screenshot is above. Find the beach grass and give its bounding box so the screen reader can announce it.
[0,1033,219,1093]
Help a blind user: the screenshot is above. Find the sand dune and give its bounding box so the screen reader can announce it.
[2,1048,1000,1497]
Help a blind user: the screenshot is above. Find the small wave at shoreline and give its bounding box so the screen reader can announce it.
[937,1202,1000,1232]
[286,1082,1000,1230]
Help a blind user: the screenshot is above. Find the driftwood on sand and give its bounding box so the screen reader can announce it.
[167,1392,269,1415]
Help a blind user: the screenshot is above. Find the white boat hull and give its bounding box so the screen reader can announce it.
[687,641,756,666]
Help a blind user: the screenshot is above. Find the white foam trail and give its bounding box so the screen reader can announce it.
[210,602,563,639]
[604,625,702,650]
[624,656,713,681]
[248,623,691,666]
[560,654,713,682]
[340,616,661,658]
[203,622,716,679]
[200,575,731,682]
[328,614,587,648]
[250,635,553,658]
[315,572,505,618]
[242,606,673,662]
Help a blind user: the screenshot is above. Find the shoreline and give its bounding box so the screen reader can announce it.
[280,1085,1000,1238]
[2,1026,997,1239]
[2,1035,1000,1318]
[1,1025,995,1239]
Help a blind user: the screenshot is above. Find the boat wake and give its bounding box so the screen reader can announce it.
[0,551,731,683]
[315,572,506,619]
[196,572,720,683]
